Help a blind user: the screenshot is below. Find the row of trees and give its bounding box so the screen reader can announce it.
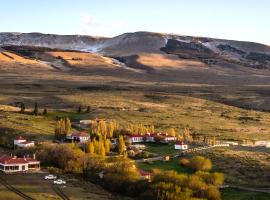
[90,120,119,138]
[20,102,48,115]
[86,137,111,157]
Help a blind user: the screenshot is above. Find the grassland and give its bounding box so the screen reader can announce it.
[221,188,270,200]
[1,90,270,142]
[190,146,270,187]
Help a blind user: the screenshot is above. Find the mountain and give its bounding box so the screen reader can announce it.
[1,32,270,69]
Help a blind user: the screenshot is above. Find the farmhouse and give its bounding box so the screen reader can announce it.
[66,132,90,143]
[128,134,144,143]
[175,141,188,150]
[158,133,177,143]
[0,155,40,173]
[139,170,151,181]
[145,133,155,142]
[14,136,35,148]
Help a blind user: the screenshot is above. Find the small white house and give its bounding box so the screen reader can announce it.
[175,141,188,150]
[66,132,90,143]
[14,136,35,148]
[254,141,270,147]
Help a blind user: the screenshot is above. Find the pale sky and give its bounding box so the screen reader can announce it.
[0,0,269,45]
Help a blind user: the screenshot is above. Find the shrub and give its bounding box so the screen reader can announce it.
[179,158,190,167]
[204,186,221,200]
[189,156,212,171]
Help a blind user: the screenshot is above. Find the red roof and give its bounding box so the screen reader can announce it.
[175,141,186,145]
[15,136,26,141]
[128,134,144,138]
[71,132,89,137]
[139,170,151,176]
[0,155,39,165]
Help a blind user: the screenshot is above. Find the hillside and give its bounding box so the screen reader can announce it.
[0,32,270,112]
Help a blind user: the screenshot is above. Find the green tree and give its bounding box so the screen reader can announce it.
[20,103,25,113]
[33,102,39,115]
[78,105,82,113]
[86,106,91,113]
[43,108,48,115]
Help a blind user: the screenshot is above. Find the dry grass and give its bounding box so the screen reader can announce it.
[191,147,270,187]
[137,53,206,69]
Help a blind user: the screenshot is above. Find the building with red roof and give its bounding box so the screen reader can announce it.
[175,141,188,150]
[0,155,40,173]
[14,136,35,148]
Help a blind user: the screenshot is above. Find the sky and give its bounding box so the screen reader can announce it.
[0,0,269,45]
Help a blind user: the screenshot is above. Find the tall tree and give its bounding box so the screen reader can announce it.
[118,135,126,155]
[86,106,91,113]
[33,103,38,115]
[20,103,25,113]
[77,105,82,113]
[43,108,48,115]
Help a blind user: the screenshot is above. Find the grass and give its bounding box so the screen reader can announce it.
[136,158,191,173]
[222,188,270,200]
[144,143,178,156]
[0,110,55,141]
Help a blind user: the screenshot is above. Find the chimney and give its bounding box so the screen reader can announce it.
[33,154,36,160]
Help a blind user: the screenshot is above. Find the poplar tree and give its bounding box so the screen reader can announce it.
[118,135,126,155]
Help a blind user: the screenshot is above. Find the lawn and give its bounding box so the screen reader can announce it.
[144,143,178,156]
[137,158,191,173]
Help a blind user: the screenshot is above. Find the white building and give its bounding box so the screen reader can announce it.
[254,141,270,147]
[175,141,188,150]
[128,135,144,143]
[66,132,90,143]
[14,136,35,148]
[0,155,40,173]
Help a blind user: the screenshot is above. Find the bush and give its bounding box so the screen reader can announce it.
[179,158,190,167]
[204,186,221,200]
[189,156,212,171]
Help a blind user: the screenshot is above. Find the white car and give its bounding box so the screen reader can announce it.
[44,174,57,180]
[53,179,66,185]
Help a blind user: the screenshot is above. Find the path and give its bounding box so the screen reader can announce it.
[52,185,70,200]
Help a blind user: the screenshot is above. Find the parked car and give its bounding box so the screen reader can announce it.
[44,174,57,180]
[53,179,66,185]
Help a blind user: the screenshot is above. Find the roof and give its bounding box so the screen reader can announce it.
[175,141,186,145]
[0,155,39,165]
[128,134,144,138]
[14,136,26,141]
[71,132,90,137]
[139,170,151,176]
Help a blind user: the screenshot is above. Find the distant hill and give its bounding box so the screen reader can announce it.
[1,31,270,69]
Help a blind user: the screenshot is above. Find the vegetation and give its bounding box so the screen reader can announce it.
[180,156,213,171]
[54,117,72,140]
